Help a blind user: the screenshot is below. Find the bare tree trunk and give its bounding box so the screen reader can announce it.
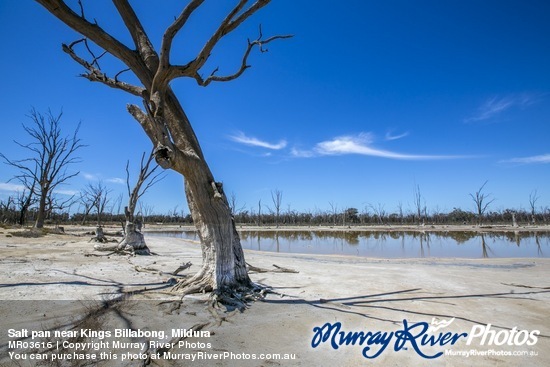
[35,188,47,229]
[172,160,251,294]
[34,0,290,304]
[124,94,252,295]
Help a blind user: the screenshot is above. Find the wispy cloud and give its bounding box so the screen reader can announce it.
[385,130,409,141]
[229,132,287,150]
[82,173,124,184]
[501,154,550,165]
[0,182,25,192]
[465,93,540,123]
[106,177,125,185]
[291,133,465,161]
[54,189,79,196]
[0,183,78,196]
[82,172,99,181]
[290,147,316,158]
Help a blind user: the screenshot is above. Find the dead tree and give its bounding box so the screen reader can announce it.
[470,181,495,226]
[15,180,37,226]
[118,150,163,255]
[413,184,425,225]
[0,109,83,228]
[77,190,95,225]
[36,0,291,302]
[528,189,540,225]
[83,181,111,241]
[229,191,246,216]
[47,193,76,228]
[271,189,283,228]
[257,199,262,226]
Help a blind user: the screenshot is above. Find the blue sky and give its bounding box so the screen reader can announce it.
[1,1,549,217]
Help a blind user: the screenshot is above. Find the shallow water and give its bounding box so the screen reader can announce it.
[145,230,550,258]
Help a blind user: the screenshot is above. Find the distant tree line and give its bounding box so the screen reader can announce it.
[2,198,549,228]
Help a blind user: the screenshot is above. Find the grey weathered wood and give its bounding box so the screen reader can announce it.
[35,0,290,300]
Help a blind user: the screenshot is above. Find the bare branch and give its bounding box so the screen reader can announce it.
[193,0,248,66]
[470,180,496,225]
[125,149,165,223]
[195,31,293,86]
[158,0,205,71]
[154,0,292,91]
[77,0,85,18]
[36,0,150,82]
[112,0,159,71]
[62,42,145,97]
[114,68,131,83]
[1,108,84,228]
[149,0,206,102]
[126,104,170,147]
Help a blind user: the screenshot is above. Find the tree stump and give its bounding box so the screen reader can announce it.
[117,222,150,255]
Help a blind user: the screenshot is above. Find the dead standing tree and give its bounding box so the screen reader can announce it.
[36,0,291,303]
[528,189,540,225]
[0,109,83,228]
[15,178,38,226]
[84,181,111,241]
[470,181,495,226]
[117,150,164,255]
[271,189,283,228]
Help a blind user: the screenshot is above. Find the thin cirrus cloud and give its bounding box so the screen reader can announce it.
[292,133,464,161]
[82,172,98,181]
[229,132,287,150]
[465,94,539,123]
[0,182,25,192]
[384,130,409,141]
[0,183,77,196]
[106,177,125,185]
[82,172,125,184]
[230,131,466,161]
[501,154,550,165]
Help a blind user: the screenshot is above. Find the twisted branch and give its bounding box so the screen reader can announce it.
[195,30,293,86]
[62,42,145,97]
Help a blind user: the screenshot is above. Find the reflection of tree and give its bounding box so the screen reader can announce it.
[227,229,550,258]
[502,231,527,244]
[446,231,478,244]
[514,231,520,247]
[480,234,491,258]
[344,231,360,245]
[299,232,313,241]
[389,231,401,240]
[535,234,543,256]
[419,233,430,258]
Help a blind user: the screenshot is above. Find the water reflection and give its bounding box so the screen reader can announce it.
[146,230,550,259]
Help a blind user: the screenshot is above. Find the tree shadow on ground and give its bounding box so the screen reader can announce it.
[0,268,173,295]
[262,287,550,338]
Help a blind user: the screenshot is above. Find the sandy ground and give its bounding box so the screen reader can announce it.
[0,225,549,366]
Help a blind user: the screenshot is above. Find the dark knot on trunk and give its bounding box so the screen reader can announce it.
[154,144,173,169]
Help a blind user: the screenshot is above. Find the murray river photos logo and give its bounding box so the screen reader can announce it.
[311,318,540,359]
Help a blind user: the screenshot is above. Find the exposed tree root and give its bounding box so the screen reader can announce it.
[209,284,270,311]
[171,272,214,295]
[170,269,273,311]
